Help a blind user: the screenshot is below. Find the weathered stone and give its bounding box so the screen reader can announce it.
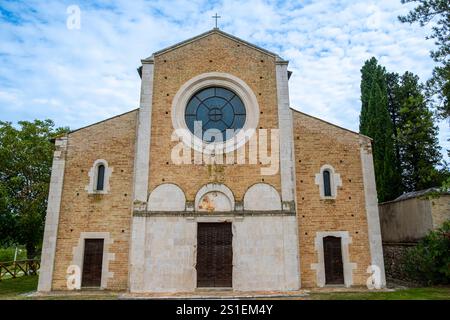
[40,29,384,292]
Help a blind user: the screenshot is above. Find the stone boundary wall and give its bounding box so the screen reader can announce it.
[382,242,418,283]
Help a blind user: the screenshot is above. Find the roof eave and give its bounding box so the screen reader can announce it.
[290,107,371,139]
[147,28,287,62]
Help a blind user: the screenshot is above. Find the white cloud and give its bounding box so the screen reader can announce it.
[0,0,447,158]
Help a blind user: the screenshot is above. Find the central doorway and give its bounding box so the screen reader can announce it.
[196,222,232,288]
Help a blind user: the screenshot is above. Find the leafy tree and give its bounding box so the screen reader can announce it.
[0,183,15,247]
[386,72,405,195]
[403,219,450,285]
[0,120,68,259]
[362,59,445,200]
[395,72,443,191]
[360,58,400,202]
[399,0,450,119]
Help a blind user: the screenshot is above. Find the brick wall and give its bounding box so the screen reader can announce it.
[148,32,281,201]
[52,110,138,290]
[293,111,372,287]
[49,32,380,290]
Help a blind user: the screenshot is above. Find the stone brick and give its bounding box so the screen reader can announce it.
[44,30,382,292]
[52,110,138,290]
[293,111,372,287]
[148,32,281,201]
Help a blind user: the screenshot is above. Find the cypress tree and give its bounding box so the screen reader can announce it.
[396,72,442,191]
[386,72,404,196]
[359,58,398,202]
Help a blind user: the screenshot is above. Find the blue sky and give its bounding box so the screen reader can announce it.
[0,0,448,158]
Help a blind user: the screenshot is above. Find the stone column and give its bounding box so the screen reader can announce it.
[275,58,301,288]
[38,136,68,292]
[360,137,386,287]
[275,58,297,211]
[132,58,154,208]
[129,57,154,291]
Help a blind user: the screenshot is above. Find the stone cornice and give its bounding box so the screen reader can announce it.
[133,210,296,217]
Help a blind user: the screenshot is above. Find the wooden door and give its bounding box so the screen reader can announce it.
[323,236,344,285]
[82,239,104,287]
[196,223,232,288]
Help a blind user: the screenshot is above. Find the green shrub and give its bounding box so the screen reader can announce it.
[0,247,27,263]
[403,220,450,285]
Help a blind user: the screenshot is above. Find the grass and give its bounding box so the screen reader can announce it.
[0,275,39,299]
[0,276,449,300]
[0,247,27,262]
[307,287,450,300]
[0,276,119,300]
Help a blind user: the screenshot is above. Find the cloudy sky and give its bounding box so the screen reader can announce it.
[0,0,448,157]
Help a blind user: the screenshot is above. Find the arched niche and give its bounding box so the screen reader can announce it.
[243,183,282,211]
[195,183,235,212]
[147,183,186,211]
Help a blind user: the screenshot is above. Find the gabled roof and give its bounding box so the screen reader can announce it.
[67,108,139,135]
[291,107,372,140]
[142,28,286,63]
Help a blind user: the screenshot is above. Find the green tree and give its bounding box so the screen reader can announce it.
[399,0,450,119]
[386,72,405,196]
[360,58,400,202]
[0,120,68,258]
[0,183,15,247]
[403,219,450,285]
[395,72,443,191]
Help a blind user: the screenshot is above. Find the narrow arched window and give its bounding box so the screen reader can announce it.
[323,170,331,197]
[96,164,105,191]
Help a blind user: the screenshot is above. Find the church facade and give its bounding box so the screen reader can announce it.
[38,29,385,293]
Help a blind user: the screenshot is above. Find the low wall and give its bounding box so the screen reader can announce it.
[382,242,417,283]
[379,198,433,242]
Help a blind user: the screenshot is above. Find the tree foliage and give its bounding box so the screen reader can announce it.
[360,58,400,202]
[395,72,443,191]
[360,58,444,200]
[403,219,450,285]
[399,0,450,119]
[0,120,68,258]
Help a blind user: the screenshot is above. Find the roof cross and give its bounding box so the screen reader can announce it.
[212,13,221,29]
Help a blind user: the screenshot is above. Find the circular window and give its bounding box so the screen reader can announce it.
[184,87,246,143]
[172,72,260,154]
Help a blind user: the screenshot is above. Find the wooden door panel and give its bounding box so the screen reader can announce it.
[82,239,104,287]
[197,223,232,287]
[323,236,344,285]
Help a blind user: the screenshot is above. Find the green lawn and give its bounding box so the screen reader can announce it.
[0,276,118,300]
[0,275,39,299]
[1,276,449,300]
[307,287,450,300]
